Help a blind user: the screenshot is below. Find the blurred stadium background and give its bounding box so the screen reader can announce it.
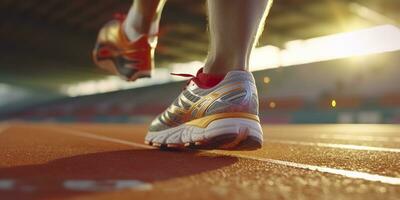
[1,0,399,124]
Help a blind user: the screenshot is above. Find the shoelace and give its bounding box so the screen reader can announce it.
[170,73,201,89]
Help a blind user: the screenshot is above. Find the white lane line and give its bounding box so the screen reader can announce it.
[267,139,400,153]
[268,134,400,143]
[0,180,14,190]
[64,179,152,191]
[46,127,154,149]
[316,134,400,143]
[0,179,152,192]
[51,127,400,185]
[211,151,400,185]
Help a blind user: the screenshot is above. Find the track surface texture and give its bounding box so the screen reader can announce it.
[0,123,399,200]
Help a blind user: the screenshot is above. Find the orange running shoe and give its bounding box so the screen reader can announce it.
[93,15,157,81]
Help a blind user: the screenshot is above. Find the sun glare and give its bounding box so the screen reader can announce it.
[62,25,400,97]
[331,100,337,108]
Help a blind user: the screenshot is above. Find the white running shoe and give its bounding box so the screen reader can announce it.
[145,70,263,150]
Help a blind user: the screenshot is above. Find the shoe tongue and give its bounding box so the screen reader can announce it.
[119,25,149,46]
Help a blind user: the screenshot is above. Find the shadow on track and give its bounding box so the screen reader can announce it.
[0,149,237,199]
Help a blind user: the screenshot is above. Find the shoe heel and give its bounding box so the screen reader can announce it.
[204,118,263,150]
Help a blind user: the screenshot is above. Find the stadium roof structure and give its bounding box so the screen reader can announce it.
[0,0,399,91]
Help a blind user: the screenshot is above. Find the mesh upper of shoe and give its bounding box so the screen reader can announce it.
[148,70,259,132]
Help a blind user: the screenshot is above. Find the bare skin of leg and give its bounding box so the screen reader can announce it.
[124,0,167,41]
[123,0,272,74]
[204,0,272,74]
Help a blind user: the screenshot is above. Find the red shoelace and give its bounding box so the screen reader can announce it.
[170,68,226,89]
[170,72,201,89]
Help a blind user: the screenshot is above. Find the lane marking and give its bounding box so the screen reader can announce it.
[46,127,154,149]
[262,125,400,135]
[316,134,400,143]
[0,179,34,192]
[267,139,400,153]
[64,180,152,191]
[0,179,152,192]
[51,127,400,185]
[267,133,400,143]
[211,151,400,185]
[0,180,14,190]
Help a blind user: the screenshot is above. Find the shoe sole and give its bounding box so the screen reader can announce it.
[145,117,263,150]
